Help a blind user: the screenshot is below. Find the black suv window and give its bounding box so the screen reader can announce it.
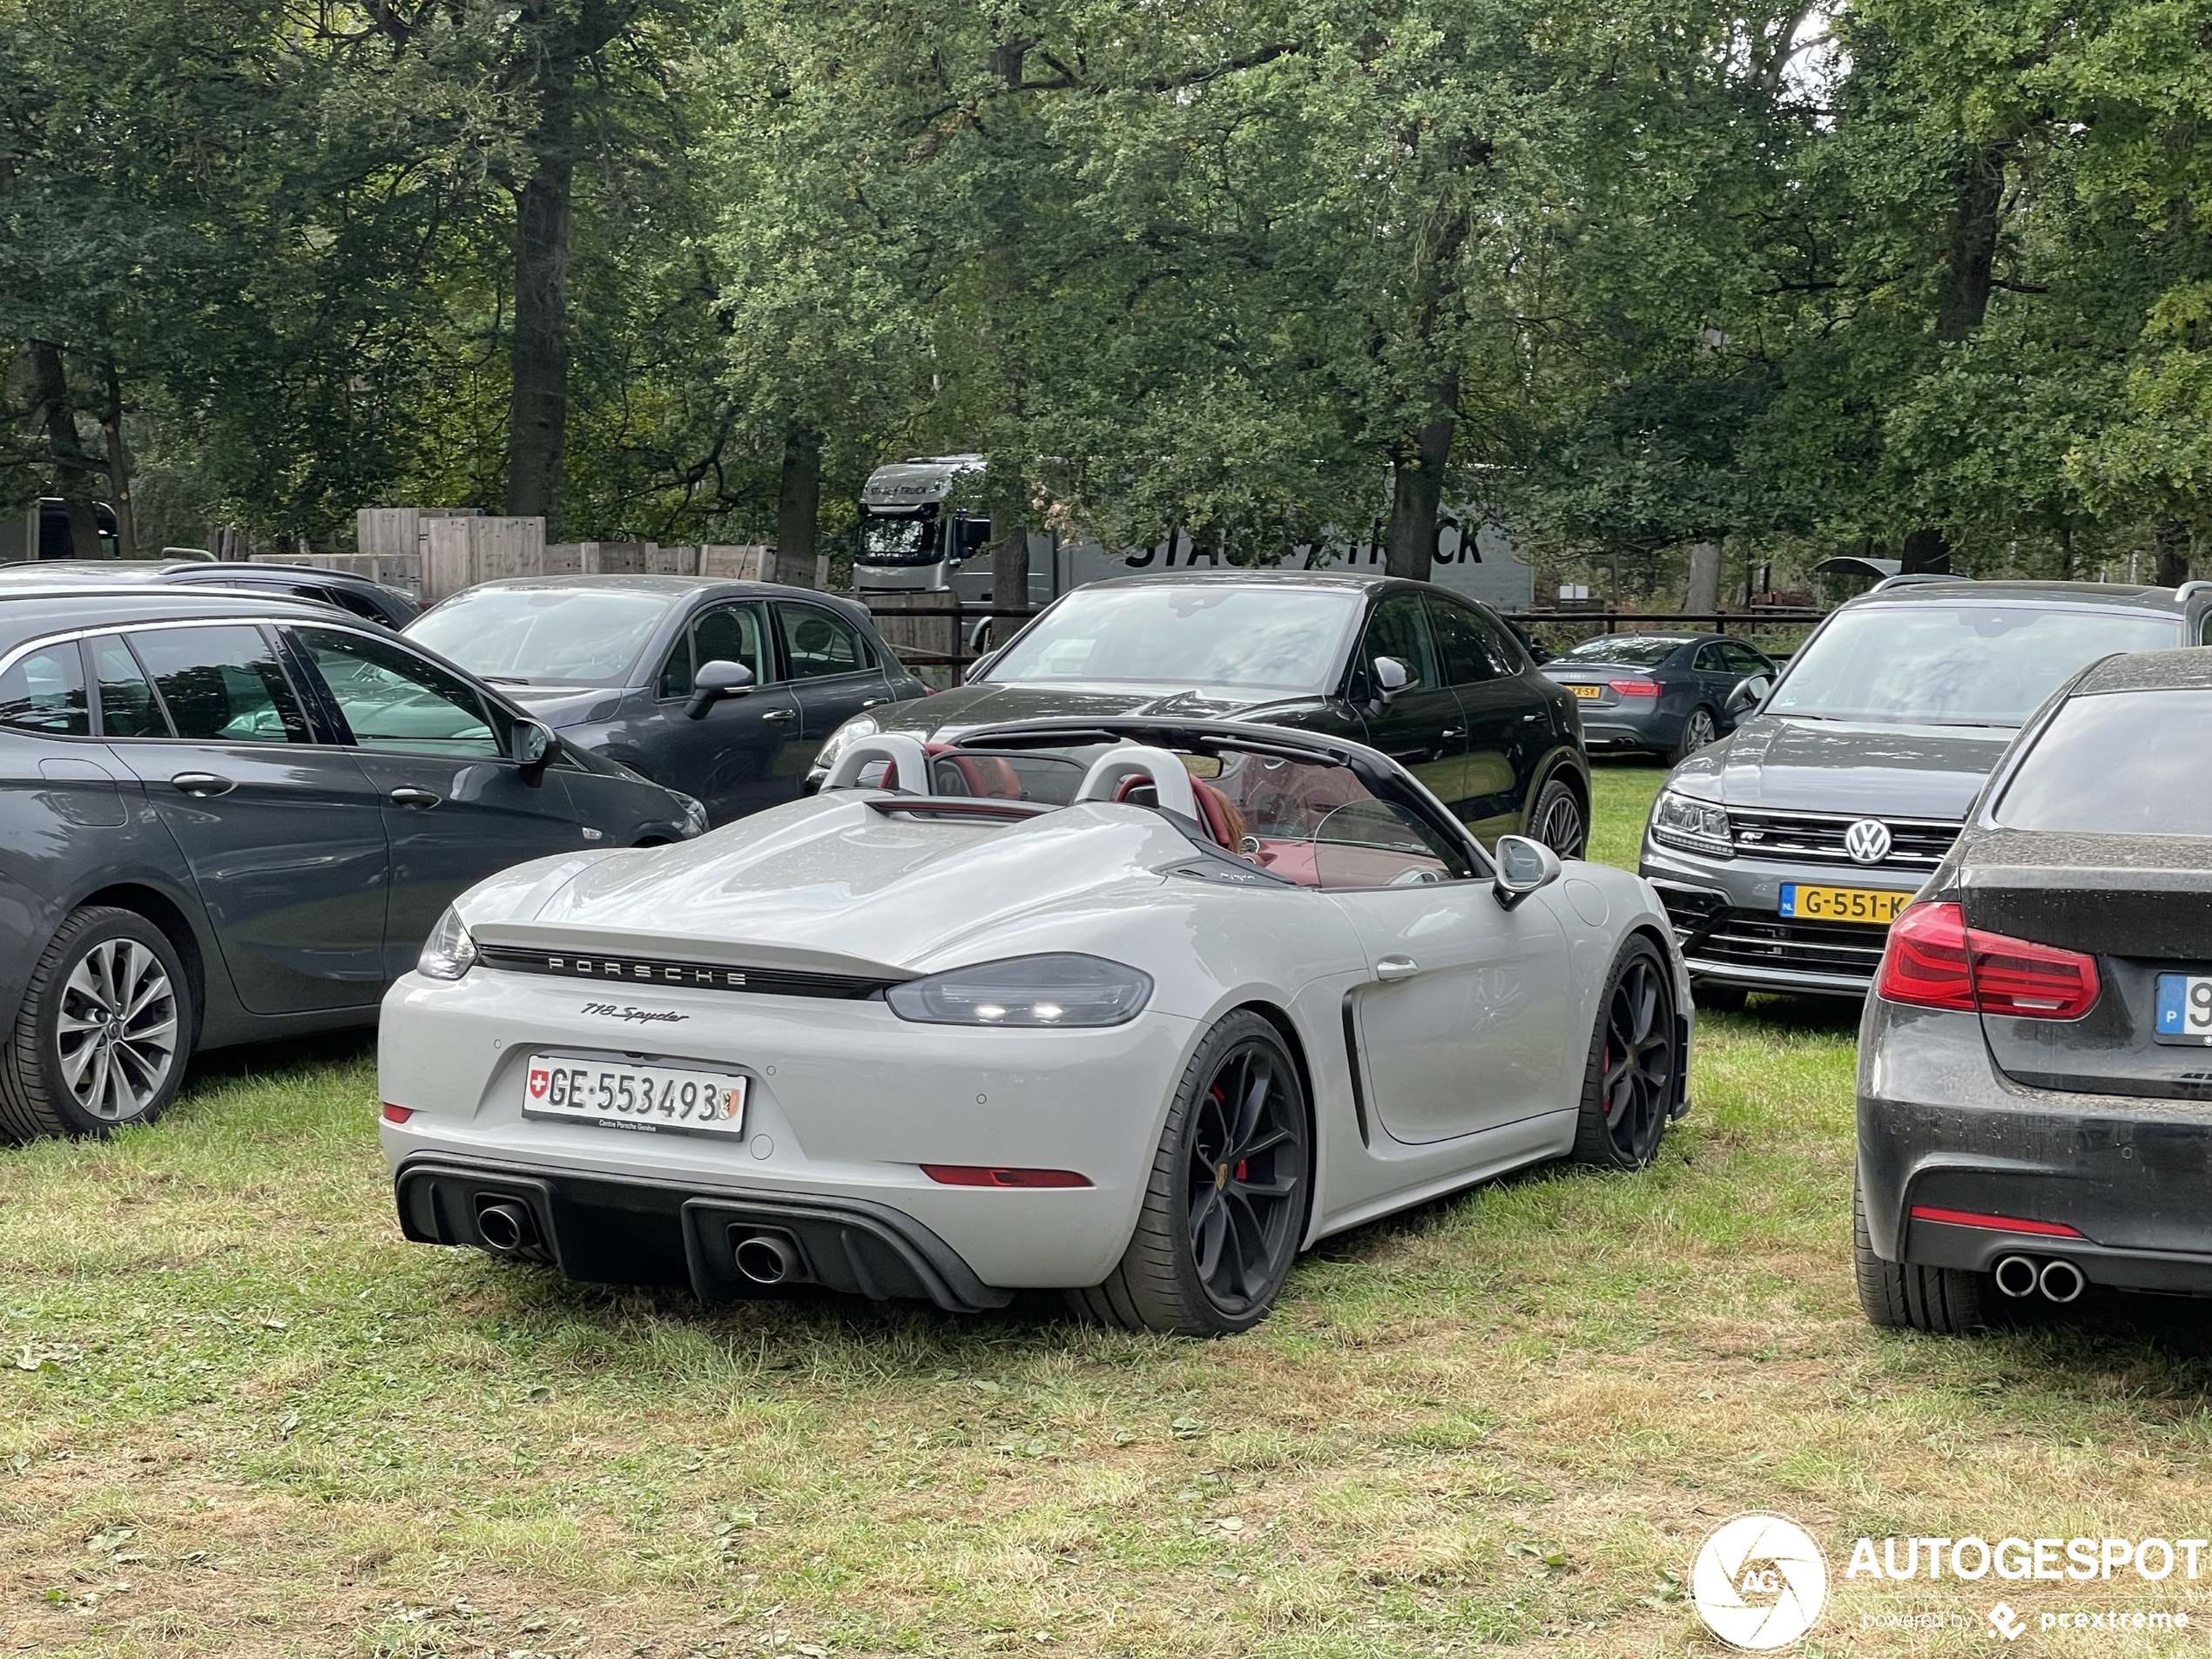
[127,625,310,745]
[778,604,870,680]
[1426,598,1499,685]
[1360,593,1439,690]
[0,643,89,737]
[293,626,501,757]
[658,603,770,698]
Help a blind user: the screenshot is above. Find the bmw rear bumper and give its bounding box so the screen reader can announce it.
[1858,1001,2212,1295]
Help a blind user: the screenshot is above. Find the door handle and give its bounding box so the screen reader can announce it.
[859,698,889,710]
[1521,713,1542,722]
[388,786,442,809]
[1375,955,1420,982]
[761,709,797,724]
[1440,727,1465,739]
[170,772,234,798]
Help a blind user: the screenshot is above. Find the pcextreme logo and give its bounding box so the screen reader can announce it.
[1690,1513,1831,1650]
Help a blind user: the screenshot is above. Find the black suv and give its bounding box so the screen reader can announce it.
[0,588,700,1141]
[805,571,1594,854]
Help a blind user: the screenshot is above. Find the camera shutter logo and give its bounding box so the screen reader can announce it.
[1844,819,1892,865]
[1689,1513,1829,1650]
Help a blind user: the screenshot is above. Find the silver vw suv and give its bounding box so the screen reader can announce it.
[1642,577,2212,1004]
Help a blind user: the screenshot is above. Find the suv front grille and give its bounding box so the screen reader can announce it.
[1688,910,1890,980]
[1728,808,1959,869]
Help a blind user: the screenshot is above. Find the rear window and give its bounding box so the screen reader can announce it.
[1554,637,1686,667]
[1995,690,2212,836]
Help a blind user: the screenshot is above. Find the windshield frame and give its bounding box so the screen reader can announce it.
[404,584,680,688]
[974,583,1366,695]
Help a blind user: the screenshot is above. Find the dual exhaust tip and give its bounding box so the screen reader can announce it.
[1994,1253,2086,1304]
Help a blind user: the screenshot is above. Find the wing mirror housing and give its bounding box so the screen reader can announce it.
[685,658,755,719]
[1492,833,1562,910]
[1368,654,1413,713]
[509,718,556,777]
[1724,673,1772,720]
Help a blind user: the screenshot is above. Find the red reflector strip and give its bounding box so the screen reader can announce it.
[1910,1204,2085,1239]
[921,1164,1091,1189]
[381,1103,414,1123]
[1608,679,1660,697]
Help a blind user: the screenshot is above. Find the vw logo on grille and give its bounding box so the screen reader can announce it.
[1844,819,1892,865]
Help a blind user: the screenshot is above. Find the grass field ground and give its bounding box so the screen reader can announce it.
[4,761,2210,1656]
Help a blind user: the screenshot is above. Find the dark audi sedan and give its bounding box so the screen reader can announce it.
[1857,648,2212,1332]
[809,571,1593,854]
[0,586,701,1141]
[1541,632,1777,763]
[408,577,927,825]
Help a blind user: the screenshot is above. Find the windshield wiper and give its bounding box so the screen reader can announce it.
[480,674,533,685]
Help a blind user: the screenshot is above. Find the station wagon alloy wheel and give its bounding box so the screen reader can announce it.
[59,939,179,1122]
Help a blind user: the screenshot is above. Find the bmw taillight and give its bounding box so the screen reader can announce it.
[1608,678,1660,698]
[1876,901,2100,1020]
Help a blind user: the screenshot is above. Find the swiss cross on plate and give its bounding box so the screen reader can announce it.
[528,1069,550,1100]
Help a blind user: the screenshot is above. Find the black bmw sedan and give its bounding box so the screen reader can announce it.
[0,585,701,1141]
[806,571,1594,854]
[1856,647,2212,1332]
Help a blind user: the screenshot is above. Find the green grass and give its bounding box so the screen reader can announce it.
[5,764,2212,1655]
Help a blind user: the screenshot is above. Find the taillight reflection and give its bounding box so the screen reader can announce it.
[1875,901,2100,1020]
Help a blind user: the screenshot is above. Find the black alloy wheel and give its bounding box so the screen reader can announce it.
[1572,936,1679,1170]
[1070,1010,1311,1336]
[1529,777,1588,860]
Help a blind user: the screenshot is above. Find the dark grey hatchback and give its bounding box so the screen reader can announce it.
[1856,648,2212,1332]
[407,577,927,825]
[0,586,700,1141]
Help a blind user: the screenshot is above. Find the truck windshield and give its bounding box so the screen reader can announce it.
[859,515,941,565]
[1768,604,2181,726]
[982,585,1363,692]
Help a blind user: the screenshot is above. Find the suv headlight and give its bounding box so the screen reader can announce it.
[813,713,880,778]
[416,906,479,980]
[675,793,709,839]
[1650,790,1735,856]
[886,953,1153,1027]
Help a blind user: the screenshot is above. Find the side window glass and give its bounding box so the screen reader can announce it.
[0,643,90,736]
[1695,642,1728,672]
[1312,799,1473,888]
[1473,612,1528,675]
[1359,594,1440,691]
[1725,642,1769,676]
[292,626,499,757]
[129,625,309,745]
[91,637,168,738]
[779,605,867,680]
[657,637,693,700]
[1426,599,1497,685]
[695,604,769,683]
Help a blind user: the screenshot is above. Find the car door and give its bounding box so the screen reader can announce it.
[637,599,800,823]
[1318,799,1572,1144]
[282,624,590,975]
[1426,597,1534,840]
[1352,591,1471,815]
[776,601,894,764]
[93,624,390,1015]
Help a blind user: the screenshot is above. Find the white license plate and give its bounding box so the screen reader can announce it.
[2155,975,2212,1047]
[522,1053,748,1134]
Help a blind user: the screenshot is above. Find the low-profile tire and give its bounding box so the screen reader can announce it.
[1069,1010,1311,1336]
[0,906,192,1142]
[1527,776,1588,860]
[1671,705,1719,765]
[1853,1177,1992,1335]
[1692,979,1748,1014]
[1570,935,1680,1170]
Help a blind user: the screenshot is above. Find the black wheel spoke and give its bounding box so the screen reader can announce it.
[1182,1035,1308,1314]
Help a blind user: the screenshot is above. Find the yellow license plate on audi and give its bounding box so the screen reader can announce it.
[1568,683,1603,699]
[1779,884,1910,925]
[523,1054,747,1135]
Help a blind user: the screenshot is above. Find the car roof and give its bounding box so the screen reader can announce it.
[0,586,345,642]
[1083,569,1419,597]
[2074,647,2212,696]
[1851,578,2195,614]
[435,575,873,616]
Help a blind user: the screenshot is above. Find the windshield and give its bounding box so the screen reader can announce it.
[1554,636,1689,668]
[1768,604,2180,726]
[407,587,674,685]
[858,514,941,566]
[982,586,1364,692]
[1996,690,2212,835]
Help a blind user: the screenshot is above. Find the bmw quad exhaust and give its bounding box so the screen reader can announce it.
[1994,1253,2085,1303]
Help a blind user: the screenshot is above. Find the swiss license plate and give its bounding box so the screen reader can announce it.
[1568,683,1604,699]
[1780,883,1910,925]
[522,1053,747,1135]
[2155,974,2212,1047]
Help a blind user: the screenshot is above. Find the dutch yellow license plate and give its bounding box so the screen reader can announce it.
[1780,884,1910,925]
[1568,684,1603,699]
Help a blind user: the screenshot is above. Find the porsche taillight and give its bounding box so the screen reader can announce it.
[1876,901,2100,1020]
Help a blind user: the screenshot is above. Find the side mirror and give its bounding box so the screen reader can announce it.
[685,658,755,719]
[1724,673,1772,720]
[509,718,555,774]
[1492,833,1562,910]
[1369,654,1412,712]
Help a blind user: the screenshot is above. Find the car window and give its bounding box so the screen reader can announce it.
[1426,598,1499,685]
[91,636,168,738]
[128,625,310,745]
[1994,689,2212,835]
[779,605,869,680]
[321,587,391,623]
[1473,611,1529,674]
[1694,642,1728,671]
[1310,799,1471,888]
[293,626,499,757]
[1361,593,1440,691]
[1721,641,1769,675]
[659,604,770,698]
[0,642,89,737]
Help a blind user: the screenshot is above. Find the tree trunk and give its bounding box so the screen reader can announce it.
[1899,526,1950,575]
[988,487,1029,612]
[1384,396,1455,583]
[773,424,821,589]
[2154,517,2192,590]
[1936,145,2007,344]
[28,341,104,558]
[1684,541,1723,613]
[100,359,137,558]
